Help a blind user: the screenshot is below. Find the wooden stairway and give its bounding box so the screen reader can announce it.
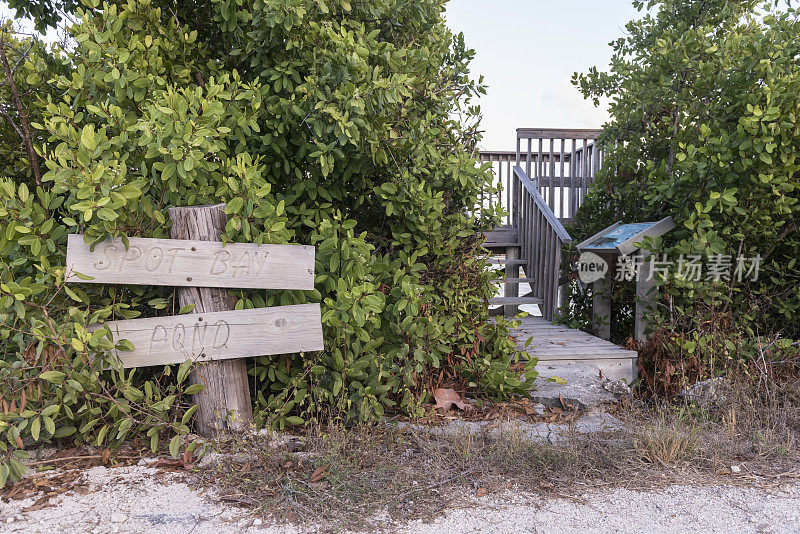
[476,130,636,382]
[484,227,638,383]
[484,228,543,317]
[481,165,571,321]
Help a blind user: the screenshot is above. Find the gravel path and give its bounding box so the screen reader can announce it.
[402,484,800,534]
[2,465,800,533]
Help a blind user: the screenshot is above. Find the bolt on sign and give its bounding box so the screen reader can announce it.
[66,234,324,369]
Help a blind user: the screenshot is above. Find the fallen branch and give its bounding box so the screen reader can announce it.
[25,454,142,466]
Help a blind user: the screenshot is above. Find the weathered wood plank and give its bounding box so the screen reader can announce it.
[502,246,521,317]
[548,138,555,213]
[516,128,602,140]
[559,138,566,219]
[92,304,324,368]
[167,203,251,435]
[66,234,315,290]
[491,296,542,306]
[485,229,519,243]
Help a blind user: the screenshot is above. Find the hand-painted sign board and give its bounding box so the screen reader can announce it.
[90,304,324,368]
[65,233,324,369]
[65,234,315,290]
[66,205,321,434]
[577,217,675,256]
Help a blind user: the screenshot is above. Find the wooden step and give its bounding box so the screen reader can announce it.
[485,228,518,243]
[488,259,527,265]
[483,241,520,249]
[491,277,535,284]
[488,296,544,306]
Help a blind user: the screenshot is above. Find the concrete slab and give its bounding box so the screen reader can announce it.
[395,412,623,445]
[532,360,630,410]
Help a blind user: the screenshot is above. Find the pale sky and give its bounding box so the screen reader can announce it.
[445,0,641,150]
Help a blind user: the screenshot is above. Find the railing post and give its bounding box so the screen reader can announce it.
[504,245,520,318]
[514,136,521,230]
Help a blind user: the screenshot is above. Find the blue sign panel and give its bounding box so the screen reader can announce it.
[582,222,658,251]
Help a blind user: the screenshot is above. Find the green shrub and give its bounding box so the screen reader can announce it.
[0,0,534,485]
[564,0,799,375]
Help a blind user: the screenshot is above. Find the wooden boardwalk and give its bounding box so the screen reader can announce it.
[479,129,603,322]
[510,316,638,382]
[479,129,637,382]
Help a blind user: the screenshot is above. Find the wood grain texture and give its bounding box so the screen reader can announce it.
[516,128,602,140]
[513,167,571,242]
[92,304,324,368]
[500,316,638,362]
[65,234,314,290]
[502,245,520,318]
[168,203,250,436]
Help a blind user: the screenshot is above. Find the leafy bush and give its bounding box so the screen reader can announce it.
[566,0,800,387]
[0,0,534,485]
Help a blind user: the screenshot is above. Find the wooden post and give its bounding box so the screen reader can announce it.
[592,252,614,340]
[504,245,520,318]
[168,203,253,436]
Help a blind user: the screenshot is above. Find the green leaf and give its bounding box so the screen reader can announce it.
[183,384,205,395]
[169,435,181,458]
[177,361,191,384]
[181,405,199,425]
[39,371,65,384]
[80,124,97,151]
[64,286,84,303]
[43,416,56,436]
[30,417,41,441]
[116,339,135,351]
[226,197,244,214]
[18,183,28,203]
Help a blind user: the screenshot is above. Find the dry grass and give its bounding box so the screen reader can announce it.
[191,373,800,531]
[634,407,698,466]
[194,422,636,531]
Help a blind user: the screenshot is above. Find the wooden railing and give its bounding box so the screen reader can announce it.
[516,128,603,224]
[513,166,572,321]
[478,128,602,320]
[479,129,603,226]
[476,150,516,227]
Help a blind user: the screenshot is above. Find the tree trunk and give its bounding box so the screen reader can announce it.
[168,203,252,436]
[0,36,42,187]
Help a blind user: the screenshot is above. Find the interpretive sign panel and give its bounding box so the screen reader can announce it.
[577,217,675,256]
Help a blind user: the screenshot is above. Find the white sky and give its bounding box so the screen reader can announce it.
[445,0,641,150]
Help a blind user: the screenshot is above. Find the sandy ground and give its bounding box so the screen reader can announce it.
[402,484,800,534]
[2,464,800,533]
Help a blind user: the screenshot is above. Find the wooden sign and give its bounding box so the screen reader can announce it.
[66,202,323,437]
[92,304,324,368]
[65,234,315,290]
